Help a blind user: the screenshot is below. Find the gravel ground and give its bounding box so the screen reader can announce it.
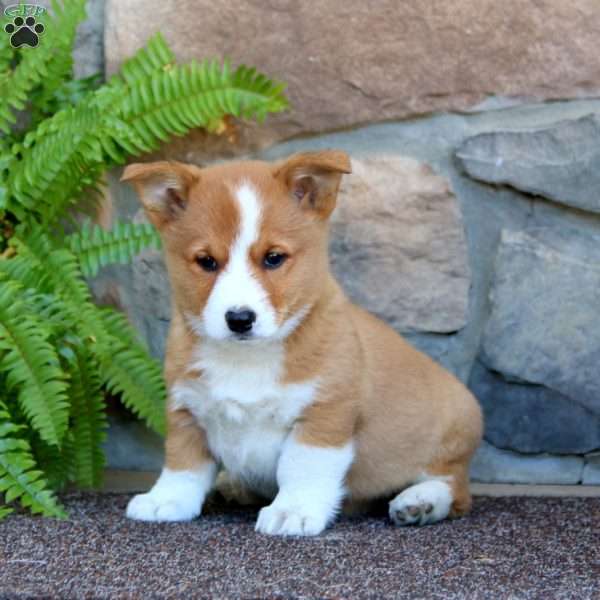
[0,493,599,599]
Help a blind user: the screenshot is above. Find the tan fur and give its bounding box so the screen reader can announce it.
[122,151,483,519]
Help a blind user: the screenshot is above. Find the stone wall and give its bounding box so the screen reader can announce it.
[96,0,600,484]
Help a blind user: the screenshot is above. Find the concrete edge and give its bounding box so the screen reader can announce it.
[102,470,600,497]
[471,482,600,497]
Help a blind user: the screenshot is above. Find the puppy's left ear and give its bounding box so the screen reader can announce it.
[121,161,201,229]
[273,150,351,219]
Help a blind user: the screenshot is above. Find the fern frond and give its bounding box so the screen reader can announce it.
[0,0,86,134]
[0,401,66,518]
[94,309,166,435]
[0,280,69,446]
[12,226,91,305]
[9,227,165,440]
[31,433,75,491]
[67,220,161,277]
[6,33,288,224]
[66,345,106,488]
[0,17,14,75]
[117,59,289,154]
[109,31,175,88]
[7,88,121,220]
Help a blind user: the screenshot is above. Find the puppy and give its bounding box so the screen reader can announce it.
[122,151,482,536]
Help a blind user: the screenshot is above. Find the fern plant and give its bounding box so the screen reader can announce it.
[0,0,288,518]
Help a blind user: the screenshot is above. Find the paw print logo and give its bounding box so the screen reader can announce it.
[4,15,45,48]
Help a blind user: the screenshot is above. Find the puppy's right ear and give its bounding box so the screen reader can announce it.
[121,161,201,229]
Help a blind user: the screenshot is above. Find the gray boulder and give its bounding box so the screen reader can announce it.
[331,156,470,334]
[470,441,584,484]
[582,453,600,484]
[456,114,600,213]
[481,227,600,416]
[470,362,600,454]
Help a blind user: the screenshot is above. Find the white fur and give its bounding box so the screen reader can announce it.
[389,479,453,526]
[200,182,278,341]
[256,438,354,536]
[126,464,217,522]
[171,339,318,498]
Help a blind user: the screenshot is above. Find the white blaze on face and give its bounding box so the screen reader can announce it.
[201,182,278,341]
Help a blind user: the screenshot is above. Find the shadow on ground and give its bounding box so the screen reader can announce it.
[0,494,599,598]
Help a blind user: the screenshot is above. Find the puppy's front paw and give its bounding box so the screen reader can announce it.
[255,502,328,536]
[126,492,200,522]
[125,466,216,523]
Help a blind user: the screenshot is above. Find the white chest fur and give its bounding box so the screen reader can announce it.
[171,341,317,497]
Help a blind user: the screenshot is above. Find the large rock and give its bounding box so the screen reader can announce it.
[456,115,600,214]
[105,0,600,150]
[470,362,600,455]
[103,416,164,472]
[331,156,470,333]
[470,441,584,485]
[73,0,105,79]
[481,227,600,417]
[582,453,600,485]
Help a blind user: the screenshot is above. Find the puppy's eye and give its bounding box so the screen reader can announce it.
[196,255,218,272]
[263,252,287,270]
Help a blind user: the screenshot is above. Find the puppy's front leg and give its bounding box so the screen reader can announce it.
[127,408,217,522]
[256,408,355,536]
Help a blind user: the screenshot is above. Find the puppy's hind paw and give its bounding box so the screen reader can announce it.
[389,499,434,526]
[389,480,453,527]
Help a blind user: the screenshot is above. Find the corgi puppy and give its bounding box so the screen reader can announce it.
[122,151,482,536]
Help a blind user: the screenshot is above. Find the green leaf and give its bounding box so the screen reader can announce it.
[0,401,66,518]
[0,280,69,447]
[0,0,87,134]
[93,309,166,436]
[66,345,106,488]
[67,220,162,277]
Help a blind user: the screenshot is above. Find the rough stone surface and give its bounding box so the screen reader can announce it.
[103,416,164,472]
[105,0,600,148]
[583,453,600,485]
[470,362,600,455]
[73,0,105,79]
[456,114,600,214]
[470,441,584,485]
[331,156,470,333]
[481,227,600,417]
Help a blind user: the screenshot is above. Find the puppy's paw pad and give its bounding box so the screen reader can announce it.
[389,480,452,527]
[126,493,199,522]
[389,500,434,526]
[255,505,326,536]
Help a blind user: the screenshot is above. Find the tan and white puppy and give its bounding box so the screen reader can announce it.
[122,151,482,536]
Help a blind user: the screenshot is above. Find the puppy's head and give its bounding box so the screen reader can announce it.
[122,151,351,343]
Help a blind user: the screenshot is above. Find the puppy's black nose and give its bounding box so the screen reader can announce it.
[225,308,256,334]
